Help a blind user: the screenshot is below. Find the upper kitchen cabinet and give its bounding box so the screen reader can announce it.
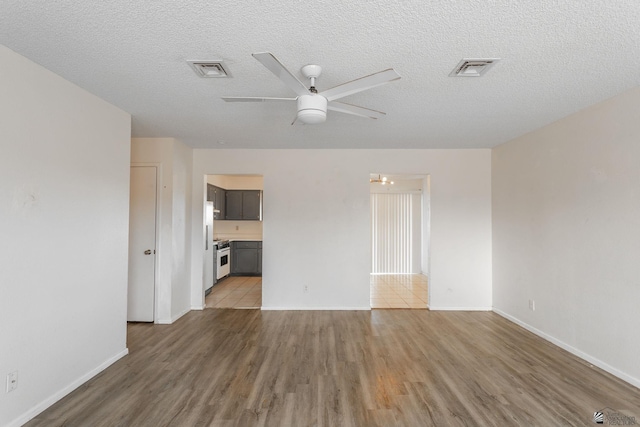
[225,191,242,219]
[207,184,226,220]
[225,190,262,221]
[207,184,214,202]
[215,187,226,220]
[242,190,261,220]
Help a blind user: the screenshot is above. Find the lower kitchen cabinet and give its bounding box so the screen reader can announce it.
[231,241,262,276]
[257,244,262,274]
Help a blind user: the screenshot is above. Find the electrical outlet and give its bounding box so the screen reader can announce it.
[303,285,309,293]
[529,300,535,311]
[6,371,18,393]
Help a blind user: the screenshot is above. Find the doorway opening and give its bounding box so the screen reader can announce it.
[369,173,430,309]
[202,174,263,309]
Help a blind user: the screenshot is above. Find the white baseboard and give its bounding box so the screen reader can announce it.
[169,307,191,323]
[261,306,371,311]
[191,304,205,311]
[430,306,493,311]
[493,308,640,390]
[8,348,129,427]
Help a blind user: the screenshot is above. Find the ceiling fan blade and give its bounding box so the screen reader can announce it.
[319,68,401,102]
[327,101,386,119]
[252,52,310,97]
[221,97,296,102]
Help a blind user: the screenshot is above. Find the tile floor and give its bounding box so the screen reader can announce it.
[205,276,262,309]
[370,274,428,309]
[205,274,427,309]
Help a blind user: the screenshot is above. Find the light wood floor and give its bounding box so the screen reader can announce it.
[370,274,428,308]
[26,310,639,426]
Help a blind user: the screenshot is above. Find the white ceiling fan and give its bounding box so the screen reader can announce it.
[222,52,401,125]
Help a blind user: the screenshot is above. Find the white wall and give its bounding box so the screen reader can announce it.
[131,138,193,323]
[214,220,263,240]
[492,87,640,387]
[171,141,193,320]
[191,149,492,310]
[0,45,131,426]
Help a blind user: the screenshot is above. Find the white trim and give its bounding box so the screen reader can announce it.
[430,306,492,311]
[155,306,192,324]
[7,349,129,427]
[191,304,205,310]
[170,307,191,323]
[261,306,371,311]
[493,308,640,389]
[196,175,208,311]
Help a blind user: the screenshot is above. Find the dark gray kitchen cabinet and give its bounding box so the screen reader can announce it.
[257,242,262,274]
[214,187,225,220]
[225,190,262,220]
[231,241,262,276]
[225,191,244,220]
[242,191,261,220]
[206,184,226,220]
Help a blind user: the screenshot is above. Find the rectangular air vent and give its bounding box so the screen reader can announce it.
[449,58,499,77]
[187,60,230,78]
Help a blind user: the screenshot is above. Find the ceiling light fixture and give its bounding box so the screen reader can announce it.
[370,175,394,185]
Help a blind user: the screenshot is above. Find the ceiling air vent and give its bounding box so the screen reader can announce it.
[187,60,230,78]
[449,58,499,77]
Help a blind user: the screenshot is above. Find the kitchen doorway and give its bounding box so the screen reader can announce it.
[203,174,263,309]
[369,173,430,309]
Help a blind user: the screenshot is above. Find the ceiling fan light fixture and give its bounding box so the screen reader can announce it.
[221,52,400,125]
[370,174,394,185]
[297,94,327,124]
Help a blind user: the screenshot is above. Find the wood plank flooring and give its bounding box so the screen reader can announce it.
[26,310,640,426]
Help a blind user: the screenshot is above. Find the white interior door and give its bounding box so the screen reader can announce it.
[128,166,157,322]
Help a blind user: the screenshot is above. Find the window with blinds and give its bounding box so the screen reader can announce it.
[371,193,413,274]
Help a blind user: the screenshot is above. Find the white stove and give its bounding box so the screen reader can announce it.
[215,240,230,279]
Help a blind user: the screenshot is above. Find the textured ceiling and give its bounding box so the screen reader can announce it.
[2,1,639,149]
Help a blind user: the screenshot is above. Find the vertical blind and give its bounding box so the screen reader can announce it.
[371,193,413,273]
